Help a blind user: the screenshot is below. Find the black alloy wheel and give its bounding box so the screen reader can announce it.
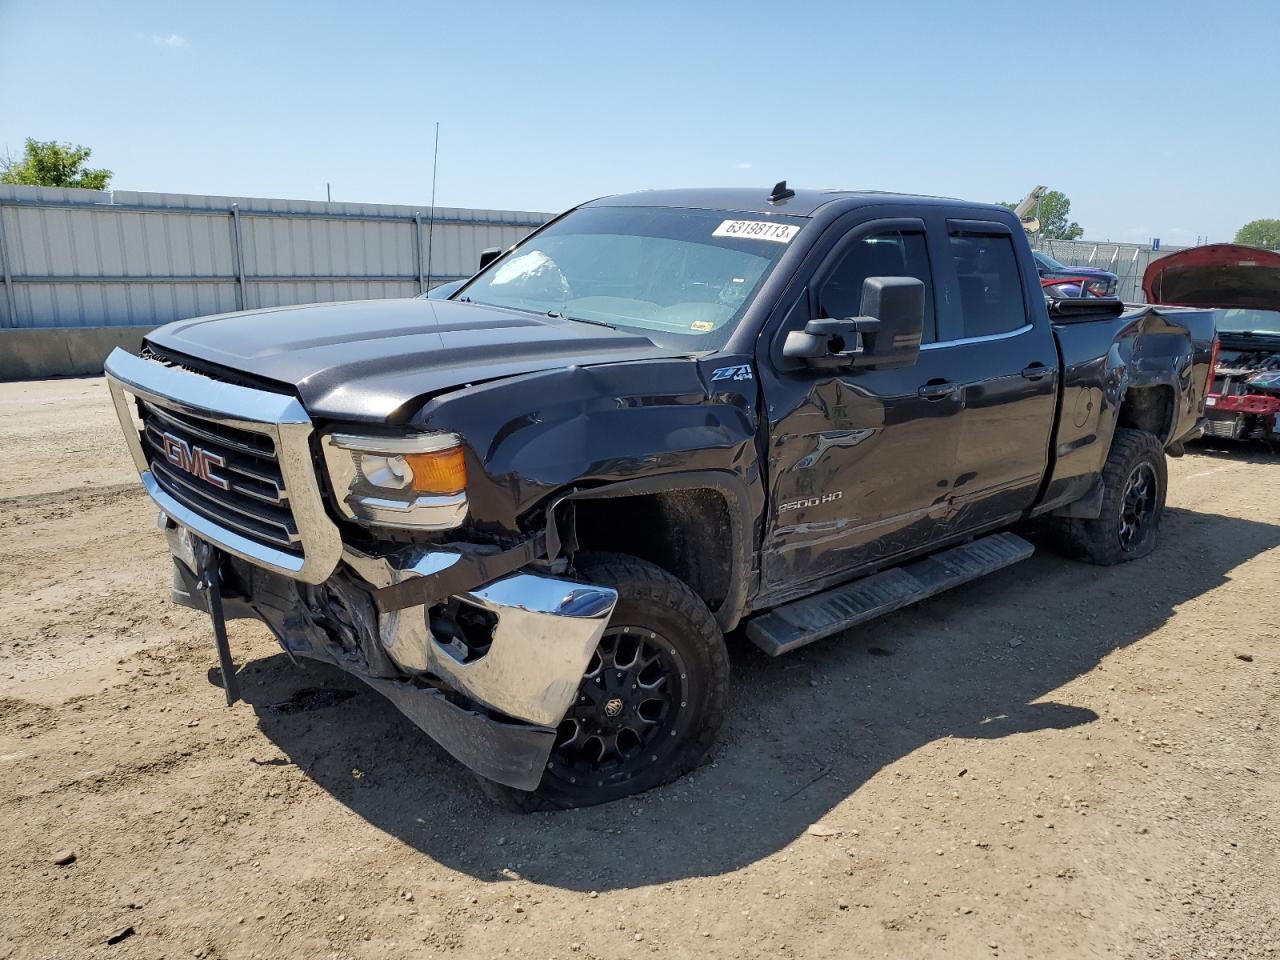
[477,552,728,811]
[549,626,688,787]
[1053,427,1167,565]
[1117,461,1158,552]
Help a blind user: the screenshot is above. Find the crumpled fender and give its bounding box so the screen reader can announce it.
[405,354,768,628]
[409,355,766,539]
[1045,305,1214,517]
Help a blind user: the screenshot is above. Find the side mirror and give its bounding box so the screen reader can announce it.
[782,276,924,369]
[856,276,924,369]
[478,247,502,271]
[782,316,880,365]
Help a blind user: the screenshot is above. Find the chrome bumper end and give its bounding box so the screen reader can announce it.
[163,527,616,730]
[343,547,617,727]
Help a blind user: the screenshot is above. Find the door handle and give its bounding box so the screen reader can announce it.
[918,380,958,400]
[1021,363,1050,381]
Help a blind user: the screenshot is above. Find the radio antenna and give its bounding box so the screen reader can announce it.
[425,122,440,290]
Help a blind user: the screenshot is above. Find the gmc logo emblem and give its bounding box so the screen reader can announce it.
[160,432,230,490]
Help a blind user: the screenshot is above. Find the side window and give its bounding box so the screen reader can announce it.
[818,230,936,343]
[948,232,1028,338]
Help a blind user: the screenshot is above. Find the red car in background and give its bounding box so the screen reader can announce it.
[1033,249,1119,297]
[1143,243,1280,443]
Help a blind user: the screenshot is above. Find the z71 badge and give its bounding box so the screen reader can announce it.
[711,364,753,382]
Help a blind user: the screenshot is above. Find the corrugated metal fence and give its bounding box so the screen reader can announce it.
[0,185,551,328]
[1030,237,1188,303]
[0,184,1199,327]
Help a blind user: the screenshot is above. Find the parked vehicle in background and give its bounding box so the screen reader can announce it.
[424,279,466,299]
[423,248,501,300]
[104,184,1215,809]
[1033,249,1118,297]
[1041,276,1108,300]
[1144,243,1280,443]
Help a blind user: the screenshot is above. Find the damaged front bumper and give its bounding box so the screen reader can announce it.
[166,521,616,790]
[1203,394,1280,442]
[106,347,617,791]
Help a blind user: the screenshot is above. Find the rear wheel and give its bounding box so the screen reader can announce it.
[1056,428,1167,565]
[480,552,728,811]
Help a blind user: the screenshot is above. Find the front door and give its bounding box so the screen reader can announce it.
[756,216,962,598]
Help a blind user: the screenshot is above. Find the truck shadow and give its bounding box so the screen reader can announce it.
[240,505,1279,891]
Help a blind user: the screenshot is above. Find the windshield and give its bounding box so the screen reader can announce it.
[1212,307,1280,336]
[1035,250,1069,271]
[453,206,807,348]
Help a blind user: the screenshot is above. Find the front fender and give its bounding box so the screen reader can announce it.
[411,357,765,537]
[542,468,761,631]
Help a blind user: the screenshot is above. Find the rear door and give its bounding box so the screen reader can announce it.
[933,218,1059,530]
[755,213,963,597]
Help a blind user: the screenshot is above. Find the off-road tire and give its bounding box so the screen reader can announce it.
[479,552,728,812]
[1056,428,1167,565]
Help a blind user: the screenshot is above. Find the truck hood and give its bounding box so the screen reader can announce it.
[1142,243,1280,311]
[145,298,686,422]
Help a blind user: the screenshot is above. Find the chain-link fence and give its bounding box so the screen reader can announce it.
[1029,237,1188,303]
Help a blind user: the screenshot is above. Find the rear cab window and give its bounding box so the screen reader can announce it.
[946,221,1029,339]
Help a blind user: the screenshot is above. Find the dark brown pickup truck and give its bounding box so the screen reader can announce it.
[105,184,1216,808]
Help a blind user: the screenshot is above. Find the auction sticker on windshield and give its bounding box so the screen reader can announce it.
[712,220,799,243]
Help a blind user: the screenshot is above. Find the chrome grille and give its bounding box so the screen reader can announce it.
[1203,417,1242,440]
[106,347,343,584]
[140,400,301,554]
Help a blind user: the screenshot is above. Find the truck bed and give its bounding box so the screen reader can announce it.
[1038,301,1216,512]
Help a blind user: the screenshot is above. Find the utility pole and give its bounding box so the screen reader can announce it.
[326,182,331,203]
[425,122,440,290]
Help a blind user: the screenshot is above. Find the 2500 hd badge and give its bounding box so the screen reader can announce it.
[779,491,843,513]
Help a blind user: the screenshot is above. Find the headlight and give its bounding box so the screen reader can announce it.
[321,432,468,530]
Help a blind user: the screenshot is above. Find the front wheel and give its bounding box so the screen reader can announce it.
[480,552,728,811]
[1057,427,1168,565]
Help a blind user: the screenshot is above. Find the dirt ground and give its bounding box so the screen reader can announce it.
[1,375,1277,960]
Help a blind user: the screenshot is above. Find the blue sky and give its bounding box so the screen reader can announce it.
[2,0,1276,244]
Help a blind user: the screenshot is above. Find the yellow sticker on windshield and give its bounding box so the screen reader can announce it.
[690,320,715,332]
[712,220,799,243]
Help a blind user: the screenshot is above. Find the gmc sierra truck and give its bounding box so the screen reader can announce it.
[104,185,1215,809]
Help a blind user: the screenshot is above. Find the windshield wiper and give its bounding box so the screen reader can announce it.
[547,310,616,330]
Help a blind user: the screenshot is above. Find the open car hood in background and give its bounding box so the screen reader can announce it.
[1143,243,1280,310]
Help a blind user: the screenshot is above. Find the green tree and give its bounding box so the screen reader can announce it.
[998,190,1083,240]
[1234,219,1280,250]
[0,138,112,189]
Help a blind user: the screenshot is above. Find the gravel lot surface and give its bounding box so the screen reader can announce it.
[1,376,1277,959]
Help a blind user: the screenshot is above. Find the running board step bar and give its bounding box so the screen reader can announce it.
[746,532,1034,657]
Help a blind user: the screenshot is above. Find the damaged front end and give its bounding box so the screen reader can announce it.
[105,347,616,792]
[1143,243,1280,443]
[1204,342,1280,442]
[167,524,616,790]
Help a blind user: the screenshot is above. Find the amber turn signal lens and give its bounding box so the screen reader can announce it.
[404,446,467,496]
